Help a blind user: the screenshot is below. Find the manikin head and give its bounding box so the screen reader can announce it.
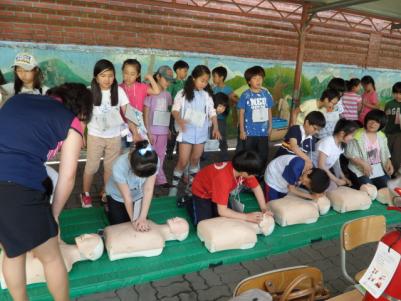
[258,214,275,236]
[167,217,189,241]
[75,233,104,261]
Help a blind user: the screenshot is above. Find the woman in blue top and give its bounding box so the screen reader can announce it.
[0,83,93,301]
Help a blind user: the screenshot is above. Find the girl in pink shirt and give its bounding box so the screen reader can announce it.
[119,59,160,141]
[359,75,379,124]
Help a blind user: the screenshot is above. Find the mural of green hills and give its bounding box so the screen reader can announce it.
[3,59,90,87]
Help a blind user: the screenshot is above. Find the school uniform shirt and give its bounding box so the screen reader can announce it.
[192,162,259,206]
[105,152,158,203]
[313,136,343,169]
[0,94,76,191]
[295,99,326,126]
[237,88,274,137]
[87,86,129,138]
[213,85,233,121]
[275,125,316,157]
[264,155,305,194]
[144,91,172,135]
[341,92,362,121]
[384,99,401,135]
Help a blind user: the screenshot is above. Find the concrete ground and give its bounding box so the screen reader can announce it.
[47,140,395,301]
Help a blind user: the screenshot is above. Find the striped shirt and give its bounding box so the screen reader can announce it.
[341,92,361,121]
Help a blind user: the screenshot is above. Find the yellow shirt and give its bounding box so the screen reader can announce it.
[296,99,327,125]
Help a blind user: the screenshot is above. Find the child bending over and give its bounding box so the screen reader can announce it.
[186,150,271,226]
[264,154,330,202]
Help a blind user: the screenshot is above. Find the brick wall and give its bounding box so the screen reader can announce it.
[1,0,400,70]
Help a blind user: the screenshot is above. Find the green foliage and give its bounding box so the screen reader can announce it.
[226,76,246,91]
[264,66,312,97]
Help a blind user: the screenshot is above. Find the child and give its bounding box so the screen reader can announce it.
[2,53,49,100]
[166,60,190,159]
[385,82,401,175]
[212,66,237,161]
[105,140,158,230]
[359,75,379,124]
[187,150,271,226]
[168,65,221,197]
[292,88,340,126]
[317,78,348,139]
[275,111,326,170]
[264,155,330,201]
[143,66,174,188]
[237,66,273,173]
[212,92,230,161]
[341,78,362,121]
[119,59,160,142]
[81,59,129,208]
[327,77,347,97]
[314,119,358,190]
[168,60,190,99]
[346,110,393,189]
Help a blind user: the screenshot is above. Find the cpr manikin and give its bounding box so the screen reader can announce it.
[104,217,189,261]
[0,234,104,288]
[326,186,372,213]
[197,213,275,253]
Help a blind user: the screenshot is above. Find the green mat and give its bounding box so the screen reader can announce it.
[1,195,401,300]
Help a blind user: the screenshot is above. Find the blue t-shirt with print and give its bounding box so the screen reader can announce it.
[237,88,274,137]
[213,85,233,121]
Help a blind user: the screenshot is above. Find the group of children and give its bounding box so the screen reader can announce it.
[2,52,401,232]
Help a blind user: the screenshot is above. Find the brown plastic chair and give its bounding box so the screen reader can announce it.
[340,215,386,284]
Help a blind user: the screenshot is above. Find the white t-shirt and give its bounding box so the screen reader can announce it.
[87,86,129,138]
[314,136,343,169]
[1,82,49,96]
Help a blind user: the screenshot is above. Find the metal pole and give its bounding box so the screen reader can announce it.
[290,4,310,125]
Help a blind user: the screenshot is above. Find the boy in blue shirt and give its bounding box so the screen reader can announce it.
[237,66,273,174]
[264,154,330,202]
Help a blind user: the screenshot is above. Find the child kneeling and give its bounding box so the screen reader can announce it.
[186,150,271,226]
[264,154,330,201]
[105,140,158,231]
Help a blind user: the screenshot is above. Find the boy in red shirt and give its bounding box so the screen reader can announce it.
[187,150,272,225]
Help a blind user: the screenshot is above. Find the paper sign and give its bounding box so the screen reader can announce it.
[252,107,268,122]
[153,110,170,127]
[184,108,206,127]
[360,241,401,299]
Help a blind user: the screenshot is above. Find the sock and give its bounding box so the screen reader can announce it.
[169,169,183,197]
[185,164,200,195]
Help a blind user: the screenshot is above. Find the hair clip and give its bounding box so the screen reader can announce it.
[138,144,153,156]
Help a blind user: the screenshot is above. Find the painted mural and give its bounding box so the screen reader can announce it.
[1,41,401,134]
